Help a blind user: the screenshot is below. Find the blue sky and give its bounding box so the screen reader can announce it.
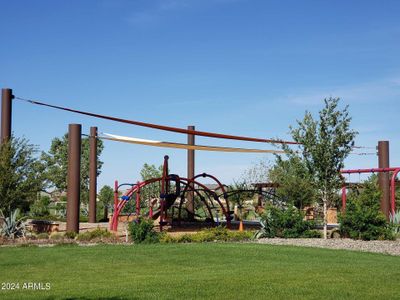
[1,0,399,187]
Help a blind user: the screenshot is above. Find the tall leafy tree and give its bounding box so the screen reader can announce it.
[285,98,357,238]
[0,137,44,214]
[139,163,163,202]
[269,156,316,209]
[98,185,114,220]
[41,133,104,203]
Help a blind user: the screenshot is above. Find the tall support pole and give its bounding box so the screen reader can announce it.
[378,141,390,219]
[88,126,98,223]
[66,124,82,233]
[1,88,13,144]
[160,155,169,231]
[187,125,195,219]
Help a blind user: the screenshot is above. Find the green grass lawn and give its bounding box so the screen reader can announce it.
[0,243,399,299]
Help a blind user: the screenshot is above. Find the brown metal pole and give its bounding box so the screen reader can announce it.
[88,126,97,223]
[187,125,195,219]
[66,124,82,233]
[378,141,390,219]
[1,88,13,144]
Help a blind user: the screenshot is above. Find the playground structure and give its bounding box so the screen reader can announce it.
[1,88,399,233]
[1,88,289,233]
[340,141,400,218]
[341,167,400,216]
[110,155,285,232]
[110,155,232,231]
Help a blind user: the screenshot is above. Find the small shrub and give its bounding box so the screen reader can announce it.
[302,230,322,238]
[339,182,394,241]
[76,228,113,241]
[75,232,92,241]
[175,233,193,243]
[28,234,37,240]
[36,232,49,239]
[226,230,254,241]
[390,210,400,235]
[50,233,64,240]
[0,209,26,239]
[254,206,317,239]
[65,231,77,239]
[128,218,160,244]
[159,233,178,243]
[159,227,253,244]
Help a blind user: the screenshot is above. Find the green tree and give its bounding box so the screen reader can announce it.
[0,137,44,215]
[41,133,104,203]
[29,195,51,217]
[339,178,393,240]
[139,163,163,202]
[269,156,316,209]
[98,185,114,220]
[286,98,357,238]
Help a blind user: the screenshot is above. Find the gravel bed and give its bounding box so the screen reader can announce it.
[257,238,400,256]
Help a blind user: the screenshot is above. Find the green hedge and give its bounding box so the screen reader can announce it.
[160,227,254,243]
[255,206,320,238]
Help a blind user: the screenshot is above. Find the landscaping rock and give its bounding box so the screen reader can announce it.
[257,238,400,256]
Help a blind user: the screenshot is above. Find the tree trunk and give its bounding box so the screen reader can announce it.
[323,198,328,239]
[103,206,108,221]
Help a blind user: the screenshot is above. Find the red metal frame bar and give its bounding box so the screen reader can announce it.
[341,168,399,174]
[136,181,141,219]
[391,169,400,216]
[179,177,229,218]
[189,173,229,211]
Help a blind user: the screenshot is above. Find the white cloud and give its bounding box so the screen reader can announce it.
[283,77,400,106]
[125,0,243,26]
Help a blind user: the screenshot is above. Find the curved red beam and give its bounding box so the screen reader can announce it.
[391,168,400,216]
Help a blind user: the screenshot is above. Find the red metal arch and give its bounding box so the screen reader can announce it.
[110,175,232,231]
[110,155,235,231]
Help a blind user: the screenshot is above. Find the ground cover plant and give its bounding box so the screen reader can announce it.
[160,226,254,243]
[75,227,114,242]
[129,219,253,244]
[0,243,399,299]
